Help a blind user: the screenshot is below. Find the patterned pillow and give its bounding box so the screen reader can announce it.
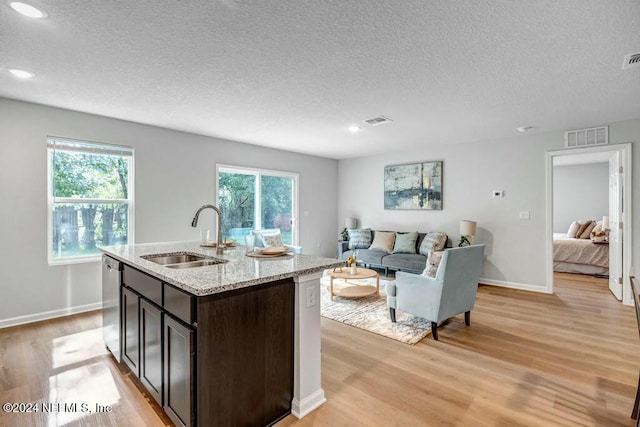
[393,231,418,254]
[253,230,283,247]
[419,232,447,256]
[348,228,372,249]
[422,251,444,278]
[576,221,595,239]
[262,233,284,247]
[369,231,395,253]
[590,222,606,242]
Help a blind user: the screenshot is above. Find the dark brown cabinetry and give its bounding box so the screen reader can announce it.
[140,299,163,406]
[164,315,194,427]
[196,281,294,426]
[122,286,140,376]
[122,265,194,426]
[119,263,293,427]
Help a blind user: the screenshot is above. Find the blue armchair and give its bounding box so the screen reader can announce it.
[386,245,485,340]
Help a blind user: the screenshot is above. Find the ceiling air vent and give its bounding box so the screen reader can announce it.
[363,116,392,126]
[565,126,608,148]
[622,52,640,69]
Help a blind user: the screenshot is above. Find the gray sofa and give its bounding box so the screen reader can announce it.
[337,230,449,274]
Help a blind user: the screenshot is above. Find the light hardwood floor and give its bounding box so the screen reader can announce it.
[1,273,637,426]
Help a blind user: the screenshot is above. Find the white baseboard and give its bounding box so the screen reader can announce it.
[480,277,550,294]
[0,302,102,329]
[291,389,326,419]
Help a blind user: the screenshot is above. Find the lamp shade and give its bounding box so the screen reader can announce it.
[459,220,477,236]
[345,217,358,229]
[602,216,610,230]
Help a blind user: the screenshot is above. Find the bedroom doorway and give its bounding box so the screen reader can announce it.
[546,144,633,305]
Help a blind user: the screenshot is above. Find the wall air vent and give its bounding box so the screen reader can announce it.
[565,126,608,148]
[363,116,392,126]
[622,52,640,69]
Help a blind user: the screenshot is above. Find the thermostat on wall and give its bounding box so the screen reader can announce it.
[492,190,504,198]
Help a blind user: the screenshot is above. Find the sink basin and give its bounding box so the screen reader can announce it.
[143,253,207,265]
[165,259,225,269]
[141,252,227,268]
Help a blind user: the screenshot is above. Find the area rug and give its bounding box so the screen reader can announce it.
[319,273,432,345]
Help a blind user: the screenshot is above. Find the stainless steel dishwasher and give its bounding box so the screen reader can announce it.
[102,255,123,362]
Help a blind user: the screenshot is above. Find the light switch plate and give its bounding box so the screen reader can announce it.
[492,190,504,198]
[519,211,530,220]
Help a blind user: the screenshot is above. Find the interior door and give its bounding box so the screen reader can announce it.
[608,151,623,300]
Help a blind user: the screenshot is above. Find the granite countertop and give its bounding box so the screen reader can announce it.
[100,241,344,296]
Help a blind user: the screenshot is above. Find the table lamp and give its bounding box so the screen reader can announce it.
[342,217,358,241]
[345,217,358,229]
[459,220,477,247]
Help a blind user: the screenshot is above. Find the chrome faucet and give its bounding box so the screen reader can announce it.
[191,204,224,255]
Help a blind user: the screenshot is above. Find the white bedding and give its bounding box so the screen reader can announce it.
[553,233,609,275]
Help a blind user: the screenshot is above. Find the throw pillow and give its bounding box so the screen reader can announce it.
[261,233,284,248]
[369,231,395,253]
[253,230,284,247]
[422,251,444,278]
[348,228,372,250]
[591,222,607,242]
[393,231,418,254]
[566,221,581,238]
[419,232,447,256]
[577,220,596,239]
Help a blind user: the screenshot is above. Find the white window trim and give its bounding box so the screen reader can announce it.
[216,164,299,245]
[47,138,135,265]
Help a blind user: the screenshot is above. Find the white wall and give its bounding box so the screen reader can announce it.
[553,163,608,233]
[0,98,338,326]
[338,119,639,292]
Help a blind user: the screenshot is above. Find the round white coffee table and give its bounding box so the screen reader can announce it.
[328,267,380,299]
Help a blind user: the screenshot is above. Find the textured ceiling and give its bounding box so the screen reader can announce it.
[1,0,639,159]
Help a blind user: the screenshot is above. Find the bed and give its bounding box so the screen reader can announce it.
[553,233,609,275]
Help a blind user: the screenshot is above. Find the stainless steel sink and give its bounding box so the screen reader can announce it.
[141,252,227,268]
[143,253,207,265]
[165,259,225,269]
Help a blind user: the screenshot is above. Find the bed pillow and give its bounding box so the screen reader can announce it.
[369,231,395,253]
[590,222,607,240]
[577,221,596,239]
[348,228,372,249]
[393,231,418,254]
[566,221,581,238]
[422,251,444,278]
[419,232,447,255]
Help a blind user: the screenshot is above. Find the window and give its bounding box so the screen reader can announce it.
[47,137,134,264]
[216,165,298,245]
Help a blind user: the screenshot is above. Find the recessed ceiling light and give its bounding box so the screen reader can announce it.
[8,68,35,79]
[9,1,47,18]
[348,125,360,133]
[517,126,534,133]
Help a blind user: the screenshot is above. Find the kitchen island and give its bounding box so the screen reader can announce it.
[101,241,343,427]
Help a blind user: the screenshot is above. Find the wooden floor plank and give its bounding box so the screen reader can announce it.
[0,272,637,426]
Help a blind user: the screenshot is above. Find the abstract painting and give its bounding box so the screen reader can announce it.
[384,161,442,210]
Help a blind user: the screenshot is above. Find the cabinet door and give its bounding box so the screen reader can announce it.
[140,300,163,405]
[164,316,194,427]
[122,287,140,376]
